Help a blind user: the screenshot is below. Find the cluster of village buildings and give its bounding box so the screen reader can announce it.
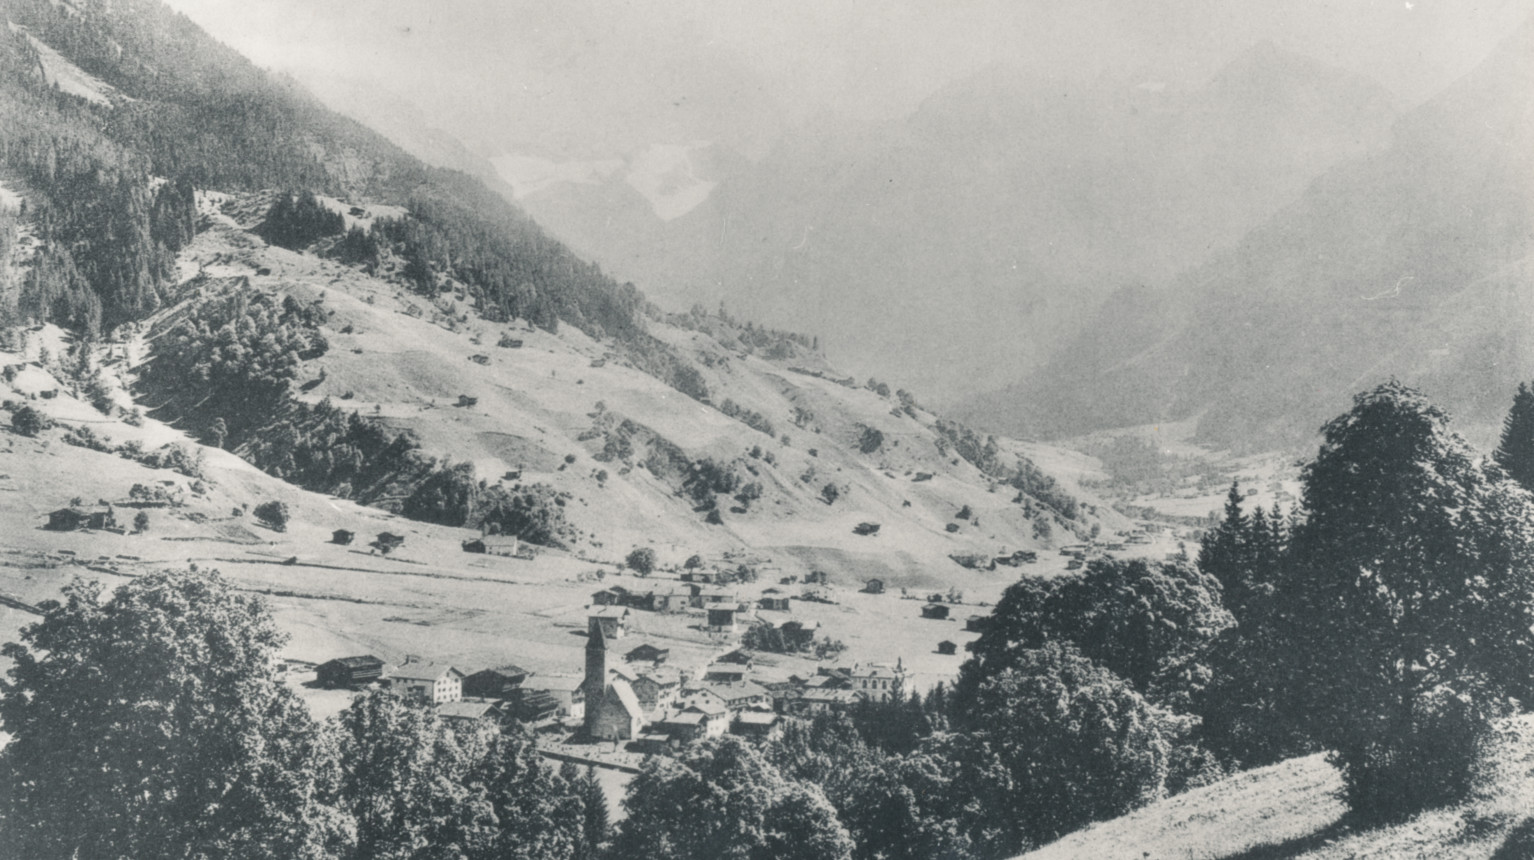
[315,600,912,753]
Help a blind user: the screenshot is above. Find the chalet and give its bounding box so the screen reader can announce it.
[716,649,754,666]
[862,578,885,595]
[966,615,989,633]
[732,710,781,739]
[316,655,385,689]
[46,508,89,531]
[521,675,585,721]
[691,586,736,607]
[462,664,530,699]
[795,688,860,715]
[456,394,478,407]
[922,603,951,620]
[482,535,521,557]
[514,690,562,723]
[436,699,502,725]
[656,701,728,741]
[624,643,670,665]
[331,529,355,545]
[705,681,772,713]
[591,586,628,606]
[758,595,791,611]
[707,606,738,632]
[849,660,908,699]
[387,661,464,704]
[469,354,490,365]
[703,664,748,683]
[588,606,630,639]
[461,538,487,554]
[937,640,958,656]
[630,668,681,714]
[853,522,881,536]
[86,507,118,531]
[376,532,405,552]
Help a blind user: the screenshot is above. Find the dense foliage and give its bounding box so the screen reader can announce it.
[1494,380,1534,494]
[260,190,344,250]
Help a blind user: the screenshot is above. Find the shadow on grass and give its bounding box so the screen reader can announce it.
[1223,817,1356,860]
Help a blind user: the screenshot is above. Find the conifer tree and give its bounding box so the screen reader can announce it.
[1494,381,1534,492]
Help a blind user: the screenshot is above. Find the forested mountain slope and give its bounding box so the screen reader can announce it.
[967,15,1534,450]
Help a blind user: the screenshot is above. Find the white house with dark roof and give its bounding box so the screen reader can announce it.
[387,660,465,704]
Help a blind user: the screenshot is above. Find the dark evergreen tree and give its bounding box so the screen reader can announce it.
[1494,381,1534,492]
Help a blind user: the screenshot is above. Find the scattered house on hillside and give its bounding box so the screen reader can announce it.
[758,595,791,611]
[521,675,585,721]
[587,606,630,640]
[707,606,738,633]
[315,655,385,689]
[625,643,670,665]
[462,665,530,700]
[46,508,89,531]
[862,578,885,595]
[461,538,487,554]
[468,354,490,366]
[331,529,355,545]
[375,532,405,552]
[853,522,881,536]
[966,615,989,633]
[387,660,464,704]
[456,394,478,408]
[481,535,520,557]
[436,699,502,726]
[937,640,958,656]
[922,603,951,621]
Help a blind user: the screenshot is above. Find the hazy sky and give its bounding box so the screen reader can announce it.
[164,0,1534,158]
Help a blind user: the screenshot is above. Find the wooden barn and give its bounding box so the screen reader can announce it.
[316,655,385,689]
[921,603,951,620]
[331,529,355,545]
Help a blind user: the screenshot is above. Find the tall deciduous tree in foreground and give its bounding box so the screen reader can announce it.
[0,569,352,859]
[1279,381,1534,818]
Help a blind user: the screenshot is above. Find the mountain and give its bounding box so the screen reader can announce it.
[0,0,1123,686]
[968,16,1534,450]
[512,44,1399,403]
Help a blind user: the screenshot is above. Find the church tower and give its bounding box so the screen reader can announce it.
[583,621,609,734]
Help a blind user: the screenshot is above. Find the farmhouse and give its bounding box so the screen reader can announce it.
[938,640,958,656]
[703,664,748,683]
[921,603,951,620]
[707,606,738,632]
[521,675,585,721]
[315,655,385,689]
[461,538,486,553]
[46,508,89,531]
[387,660,464,704]
[624,643,670,665]
[481,535,521,556]
[375,532,405,551]
[758,595,791,611]
[716,649,754,666]
[462,664,530,699]
[794,688,860,715]
[331,529,355,545]
[966,615,989,632]
[514,690,562,723]
[732,710,781,739]
[862,578,885,594]
[655,702,728,741]
[436,700,502,725]
[630,668,681,714]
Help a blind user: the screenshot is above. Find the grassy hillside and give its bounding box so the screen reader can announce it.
[1020,716,1534,860]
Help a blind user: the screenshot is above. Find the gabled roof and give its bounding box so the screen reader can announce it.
[707,681,769,702]
[685,699,727,716]
[471,663,529,679]
[524,674,584,693]
[323,655,384,669]
[610,678,645,719]
[588,606,630,618]
[388,662,464,682]
[736,710,779,726]
[437,701,498,720]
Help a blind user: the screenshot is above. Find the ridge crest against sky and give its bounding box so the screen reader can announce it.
[165,0,1534,159]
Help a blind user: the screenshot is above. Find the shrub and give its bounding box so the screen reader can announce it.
[625,547,657,576]
[253,500,290,532]
[10,405,49,437]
